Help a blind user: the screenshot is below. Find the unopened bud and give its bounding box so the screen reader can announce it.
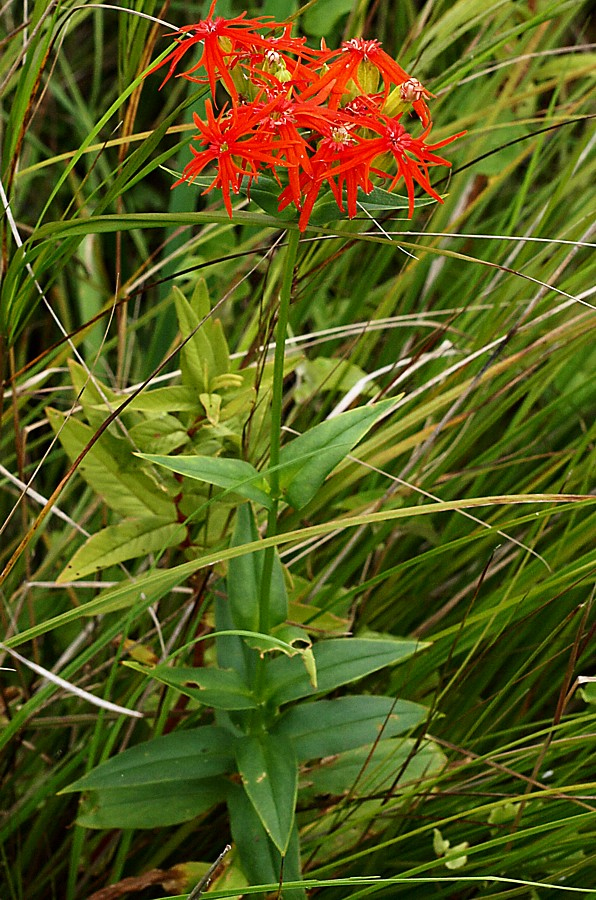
[356,60,380,96]
[382,87,409,118]
[400,77,428,103]
[263,49,292,85]
[383,77,432,119]
[216,36,249,100]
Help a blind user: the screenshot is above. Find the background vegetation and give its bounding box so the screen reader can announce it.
[1,0,595,897]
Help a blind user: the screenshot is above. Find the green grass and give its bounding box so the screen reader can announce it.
[1,0,595,897]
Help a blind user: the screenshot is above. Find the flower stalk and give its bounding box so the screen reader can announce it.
[258,227,300,640]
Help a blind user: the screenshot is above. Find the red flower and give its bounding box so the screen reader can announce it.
[307,40,405,98]
[324,113,465,217]
[252,91,341,207]
[151,0,306,101]
[277,124,374,229]
[318,128,374,220]
[176,100,296,216]
[149,8,464,230]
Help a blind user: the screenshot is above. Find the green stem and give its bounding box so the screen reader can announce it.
[268,229,300,501]
[258,229,300,642]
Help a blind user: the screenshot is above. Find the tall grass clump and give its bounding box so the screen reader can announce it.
[1,1,595,898]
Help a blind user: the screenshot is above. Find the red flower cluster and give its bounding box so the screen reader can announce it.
[151,1,463,230]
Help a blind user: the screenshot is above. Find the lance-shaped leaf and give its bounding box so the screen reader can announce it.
[62,725,236,794]
[277,399,395,510]
[358,183,438,211]
[272,695,428,761]
[250,176,435,226]
[304,738,446,798]
[46,408,174,518]
[174,283,219,393]
[125,662,258,710]
[138,454,273,509]
[116,385,201,414]
[264,637,427,706]
[76,778,226,829]
[236,734,298,855]
[57,517,186,583]
[226,783,305,899]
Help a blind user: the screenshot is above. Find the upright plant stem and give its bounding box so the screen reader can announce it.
[258,228,300,640]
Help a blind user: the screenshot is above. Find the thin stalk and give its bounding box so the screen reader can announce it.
[267,229,301,505]
[255,229,300,690]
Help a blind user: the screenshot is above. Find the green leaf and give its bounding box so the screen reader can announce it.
[226,782,281,884]
[236,734,298,854]
[57,518,186,583]
[244,628,311,659]
[199,392,222,425]
[117,385,201,414]
[227,504,288,632]
[261,0,297,19]
[226,784,305,898]
[67,361,118,431]
[579,680,596,704]
[287,600,349,636]
[444,848,469,870]
[433,827,451,856]
[269,623,312,655]
[272,696,428,761]
[45,407,174,518]
[128,415,190,455]
[62,726,235,793]
[173,282,225,393]
[243,626,314,686]
[358,184,437,211]
[249,178,299,222]
[265,637,426,706]
[294,357,378,404]
[434,829,469,869]
[214,593,251,682]
[76,779,225,829]
[10,499,575,647]
[277,399,395,510]
[304,738,445,797]
[250,178,434,231]
[138,454,273,509]
[125,662,258,710]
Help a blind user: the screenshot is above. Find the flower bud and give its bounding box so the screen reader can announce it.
[215,35,251,100]
[384,77,432,119]
[356,59,380,95]
[263,48,293,85]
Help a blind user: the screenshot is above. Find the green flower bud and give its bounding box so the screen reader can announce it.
[356,59,380,95]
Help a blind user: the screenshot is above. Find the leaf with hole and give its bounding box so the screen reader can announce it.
[265,637,426,706]
[125,662,258,710]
